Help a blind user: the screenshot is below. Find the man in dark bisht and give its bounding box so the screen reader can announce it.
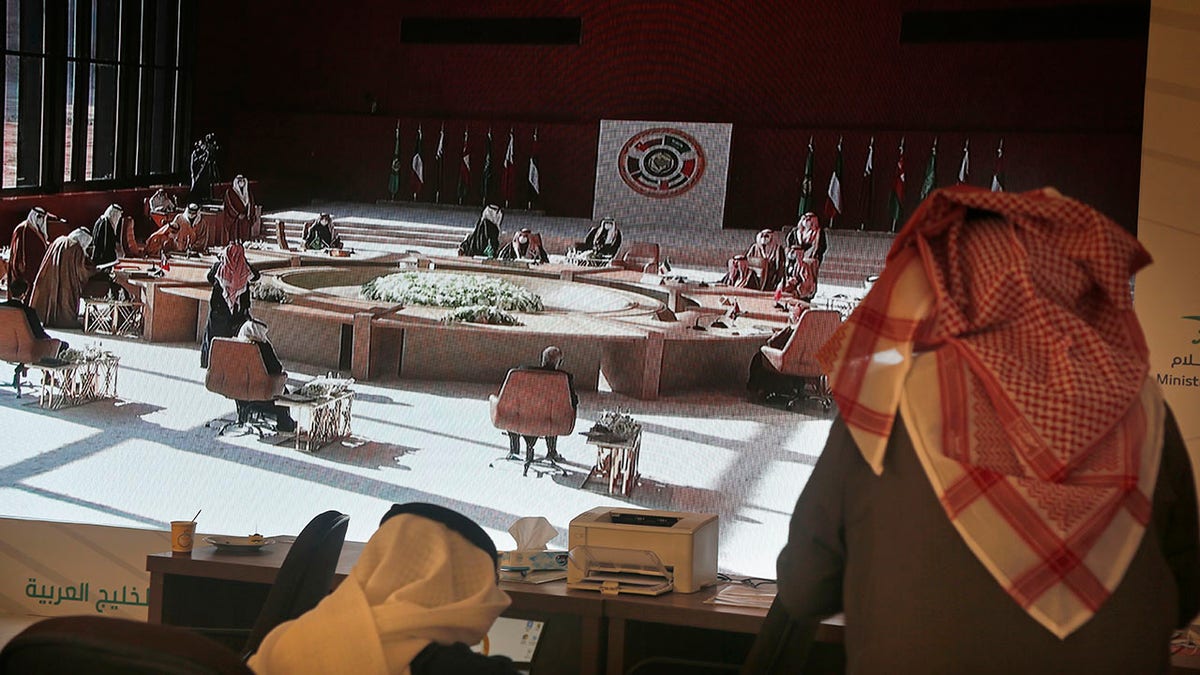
[458,205,503,257]
[90,204,124,267]
[577,217,622,257]
[497,228,549,264]
[746,228,786,290]
[200,242,259,368]
[720,254,761,289]
[302,213,343,250]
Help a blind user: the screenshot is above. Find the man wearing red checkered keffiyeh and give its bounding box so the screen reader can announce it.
[772,186,1198,674]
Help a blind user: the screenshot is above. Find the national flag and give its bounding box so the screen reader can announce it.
[457,127,471,205]
[823,137,843,224]
[410,124,424,199]
[957,138,970,185]
[797,136,814,216]
[859,136,874,230]
[434,123,445,203]
[387,120,401,200]
[920,137,938,200]
[528,126,540,209]
[991,138,1005,192]
[888,137,906,231]
[481,128,494,204]
[500,127,516,207]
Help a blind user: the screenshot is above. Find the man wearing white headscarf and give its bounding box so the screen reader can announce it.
[7,207,52,300]
[302,213,343,250]
[497,228,548,263]
[458,205,503,257]
[232,319,295,432]
[746,228,786,290]
[249,502,517,675]
[90,204,125,267]
[220,174,257,244]
[578,217,622,257]
[29,228,95,328]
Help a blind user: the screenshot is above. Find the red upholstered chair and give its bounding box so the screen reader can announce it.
[759,309,842,410]
[205,338,288,436]
[617,242,661,273]
[0,306,62,398]
[489,368,577,476]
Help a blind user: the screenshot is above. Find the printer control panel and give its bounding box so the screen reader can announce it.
[609,512,680,528]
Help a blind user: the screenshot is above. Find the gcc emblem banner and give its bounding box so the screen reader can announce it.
[594,120,732,229]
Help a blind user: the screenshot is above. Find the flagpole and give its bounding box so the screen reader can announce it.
[435,122,445,204]
[891,136,905,233]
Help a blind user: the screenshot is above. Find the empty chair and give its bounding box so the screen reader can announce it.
[241,510,350,659]
[489,368,577,476]
[204,337,288,436]
[0,306,62,397]
[0,615,252,675]
[189,510,350,661]
[617,242,661,273]
[758,309,843,410]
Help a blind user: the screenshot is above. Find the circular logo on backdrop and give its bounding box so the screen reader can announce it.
[618,127,706,199]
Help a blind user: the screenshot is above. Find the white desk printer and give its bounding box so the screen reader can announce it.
[567,507,718,593]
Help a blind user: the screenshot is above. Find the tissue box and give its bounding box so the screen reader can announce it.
[499,549,569,572]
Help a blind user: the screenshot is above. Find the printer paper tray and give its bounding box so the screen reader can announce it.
[568,572,673,596]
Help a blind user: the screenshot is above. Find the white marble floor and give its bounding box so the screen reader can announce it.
[0,332,834,581]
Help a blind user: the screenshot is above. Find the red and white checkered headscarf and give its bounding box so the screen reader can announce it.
[216,242,251,310]
[818,185,1165,638]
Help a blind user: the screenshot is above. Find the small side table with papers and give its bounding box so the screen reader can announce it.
[275,390,355,453]
[30,356,120,409]
[580,427,642,496]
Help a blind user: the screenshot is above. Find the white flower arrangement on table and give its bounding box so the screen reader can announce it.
[0,245,10,262]
[59,344,117,364]
[441,305,524,326]
[360,272,544,312]
[297,375,355,399]
[250,278,290,304]
[587,409,641,442]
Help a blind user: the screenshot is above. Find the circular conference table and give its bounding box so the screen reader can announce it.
[115,248,789,400]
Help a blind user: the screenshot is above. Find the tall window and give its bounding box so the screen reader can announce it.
[3,0,194,191]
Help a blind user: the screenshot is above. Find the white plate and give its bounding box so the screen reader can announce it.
[203,535,275,551]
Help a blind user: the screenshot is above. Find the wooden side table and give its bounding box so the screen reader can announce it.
[580,427,642,496]
[83,299,145,337]
[275,390,355,453]
[30,356,120,409]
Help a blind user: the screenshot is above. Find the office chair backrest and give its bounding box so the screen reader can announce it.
[205,338,287,402]
[0,616,252,675]
[621,242,660,272]
[242,510,350,659]
[738,597,836,675]
[0,306,60,364]
[777,309,842,377]
[490,368,577,438]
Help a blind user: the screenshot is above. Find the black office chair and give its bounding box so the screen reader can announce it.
[0,616,253,675]
[193,510,350,660]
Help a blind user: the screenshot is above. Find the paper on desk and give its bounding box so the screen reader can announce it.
[707,584,776,609]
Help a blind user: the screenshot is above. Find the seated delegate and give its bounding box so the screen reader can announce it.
[302,213,343,250]
[505,345,578,462]
[249,502,518,675]
[233,319,296,433]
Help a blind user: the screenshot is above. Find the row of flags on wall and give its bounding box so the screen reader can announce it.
[799,136,1006,231]
[388,123,541,209]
